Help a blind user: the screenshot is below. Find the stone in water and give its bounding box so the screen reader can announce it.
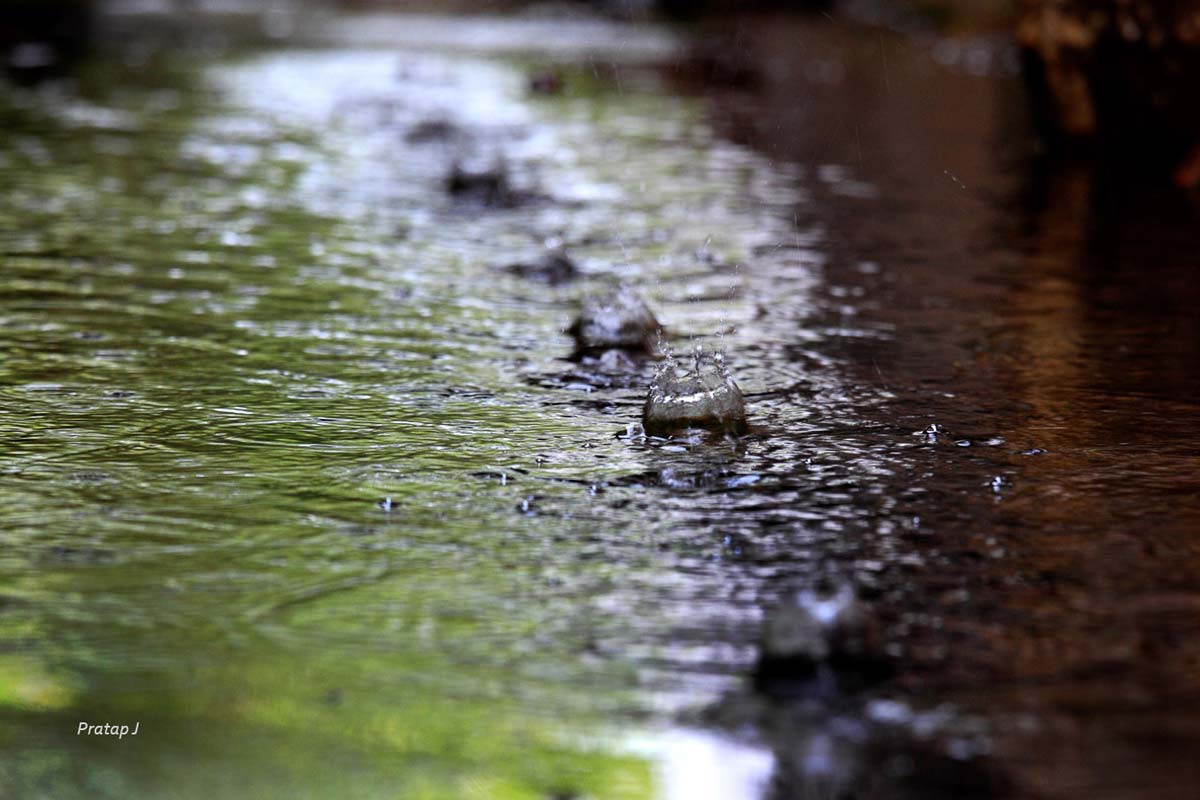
[569,286,660,352]
[642,354,747,436]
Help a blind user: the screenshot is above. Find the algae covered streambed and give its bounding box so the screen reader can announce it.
[3,10,1200,800]
[0,20,801,799]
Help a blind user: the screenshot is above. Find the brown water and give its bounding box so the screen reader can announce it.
[687,15,1200,799]
[0,9,1198,800]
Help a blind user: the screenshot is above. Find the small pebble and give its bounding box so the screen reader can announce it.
[504,249,577,285]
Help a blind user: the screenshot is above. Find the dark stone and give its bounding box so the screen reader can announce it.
[406,118,465,145]
[503,250,578,285]
[447,161,515,208]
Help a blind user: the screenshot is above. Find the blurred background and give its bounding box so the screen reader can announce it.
[8,1,1200,176]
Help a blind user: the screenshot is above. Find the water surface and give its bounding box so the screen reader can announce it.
[1,11,1198,800]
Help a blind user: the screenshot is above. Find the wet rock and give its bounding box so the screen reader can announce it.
[568,286,661,353]
[406,118,464,144]
[755,582,889,688]
[447,160,514,207]
[503,249,578,285]
[642,353,746,436]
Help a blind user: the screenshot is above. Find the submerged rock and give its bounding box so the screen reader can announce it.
[568,286,660,352]
[503,249,578,285]
[756,582,889,688]
[642,353,746,436]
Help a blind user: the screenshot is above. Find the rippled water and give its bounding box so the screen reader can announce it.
[1,11,1198,800]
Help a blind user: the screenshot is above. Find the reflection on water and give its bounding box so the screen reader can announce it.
[692,14,1200,799]
[629,729,773,800]
[1,9,1198,800]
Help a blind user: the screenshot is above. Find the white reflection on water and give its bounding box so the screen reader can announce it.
[629,728,773,800]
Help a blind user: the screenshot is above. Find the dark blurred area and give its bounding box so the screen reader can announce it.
[6,1,1200,183]
[0,0,94,84]
[1014,0,1200,184]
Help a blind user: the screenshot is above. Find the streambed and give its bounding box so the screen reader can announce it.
[1,11,1198,800]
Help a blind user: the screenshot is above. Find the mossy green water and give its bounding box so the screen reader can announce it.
[0,23,816,795]
[0,52,651,799]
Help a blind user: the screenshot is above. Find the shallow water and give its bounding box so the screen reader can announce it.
[1,11,1198,800]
